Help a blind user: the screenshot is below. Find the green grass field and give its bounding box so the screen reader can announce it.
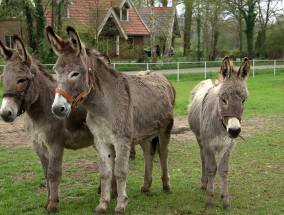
[0,70,283,214]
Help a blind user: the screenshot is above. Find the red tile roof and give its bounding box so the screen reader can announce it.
[45,0,149,36]
[121,9,149,35]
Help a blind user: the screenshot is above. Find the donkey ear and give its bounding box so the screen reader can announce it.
[238,57,250,80]
[0,39,13,60]
[220,56,231,80]
[12,35,30,66]
[46,26,65,56]
[66,26,82,56]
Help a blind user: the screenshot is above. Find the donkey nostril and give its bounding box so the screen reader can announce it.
[228,128,241,138]
[7,111,12,116]
[60,107,66,113]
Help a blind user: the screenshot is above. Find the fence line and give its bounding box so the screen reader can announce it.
[1,60,283,82]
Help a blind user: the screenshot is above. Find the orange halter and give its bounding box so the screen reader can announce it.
[55,58,93,111]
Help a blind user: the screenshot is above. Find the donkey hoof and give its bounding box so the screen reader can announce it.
[206,202,213,209]
[140,186,150,193]
[200,187,207,192]
[223,204,231,210]
[115,206,126,215]
[163,186,172,194]
[44,200,50,209]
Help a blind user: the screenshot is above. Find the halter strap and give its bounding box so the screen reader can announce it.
[55,55,93,111]
[2,78,32,116]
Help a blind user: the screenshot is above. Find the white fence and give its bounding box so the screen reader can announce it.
[1,59,283,82]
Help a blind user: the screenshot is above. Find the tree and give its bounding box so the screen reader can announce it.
[163,0,177,60]
[240,0,258,59]
[149,0,157,63]
[255,0,279,58]
[183,0,194,56]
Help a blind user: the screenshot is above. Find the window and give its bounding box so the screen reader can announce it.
[4,36,12,48]
[121,7,128,21]
[127,37,134,50]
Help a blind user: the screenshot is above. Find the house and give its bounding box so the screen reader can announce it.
[0,18,25,48]
[45,0,150,58]
[0,0,179,59]
[138,6,180,56]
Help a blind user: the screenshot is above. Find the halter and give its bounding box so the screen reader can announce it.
[55,55,93,111]
[2,78,32,116]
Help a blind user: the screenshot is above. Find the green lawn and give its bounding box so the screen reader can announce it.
[0,69,283,214]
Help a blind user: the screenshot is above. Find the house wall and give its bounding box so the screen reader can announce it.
[0,19,25,44]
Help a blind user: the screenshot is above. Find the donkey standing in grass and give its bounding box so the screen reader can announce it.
[188,56,250,209]
[0,36,96,213]
[46,26,175,214]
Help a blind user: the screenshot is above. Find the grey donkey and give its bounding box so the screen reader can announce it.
[46,26,175,214]
[188,56,250,209]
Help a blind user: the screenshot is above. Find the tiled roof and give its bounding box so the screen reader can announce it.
[121,9,149,35]
[45,0,149,36]
[138,7,180,37]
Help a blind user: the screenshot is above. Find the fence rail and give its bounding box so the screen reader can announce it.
[1,59,283,81]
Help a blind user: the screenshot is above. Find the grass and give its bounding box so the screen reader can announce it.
[0,129,283,214]
[0,69,284,214]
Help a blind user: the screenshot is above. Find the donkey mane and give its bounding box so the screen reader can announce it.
[30,57,55,83]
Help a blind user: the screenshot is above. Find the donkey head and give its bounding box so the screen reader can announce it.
[0,35,35,122]
[218,56,250,138]
[46,26,92,119]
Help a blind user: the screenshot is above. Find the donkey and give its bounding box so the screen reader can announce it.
[46,26,175,214]
[0,35,96,213]
[188,56,250,209]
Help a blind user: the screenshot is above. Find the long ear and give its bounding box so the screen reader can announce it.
[46,26,65,56]
[66,26,82,56]
[0,39,13,60]
[238,57,250,80]
[12,35,31,66]
[220,56,231,80]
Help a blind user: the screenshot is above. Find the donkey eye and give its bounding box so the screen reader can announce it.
[17,78,26,84]
[242,99,246,104]
[70,72,80,78]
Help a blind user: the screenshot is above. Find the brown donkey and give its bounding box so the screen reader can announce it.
[188,57,250,209]
[46,26,175,214]
[0,36,95,213]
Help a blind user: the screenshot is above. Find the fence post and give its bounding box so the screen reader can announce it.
[177,62,180,82]
[252,60,255,77]
[113,63,116,70]
[147,63,149,71]
[274,60,276,76]
[204,61,207,80]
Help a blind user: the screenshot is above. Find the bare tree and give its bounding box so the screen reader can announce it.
[163,0,177,60]
[150,0,157,62]
[255,0,280,58]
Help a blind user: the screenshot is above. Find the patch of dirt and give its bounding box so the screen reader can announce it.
[0,115,283,148]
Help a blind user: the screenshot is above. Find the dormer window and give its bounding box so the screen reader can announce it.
[120,3,130,21]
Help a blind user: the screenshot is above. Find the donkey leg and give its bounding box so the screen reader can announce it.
[158,134,171,193]
[96,143,114,214]
[46,146,64,213]
[32,140,50,209]
[114,140,131,214]
[140,140,156,193]
[218,150,232,210]
[204,149,217,208]
[197,137,207,191]
[129,143,136,160]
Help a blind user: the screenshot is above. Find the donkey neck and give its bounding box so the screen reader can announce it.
[26,63,57,121]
